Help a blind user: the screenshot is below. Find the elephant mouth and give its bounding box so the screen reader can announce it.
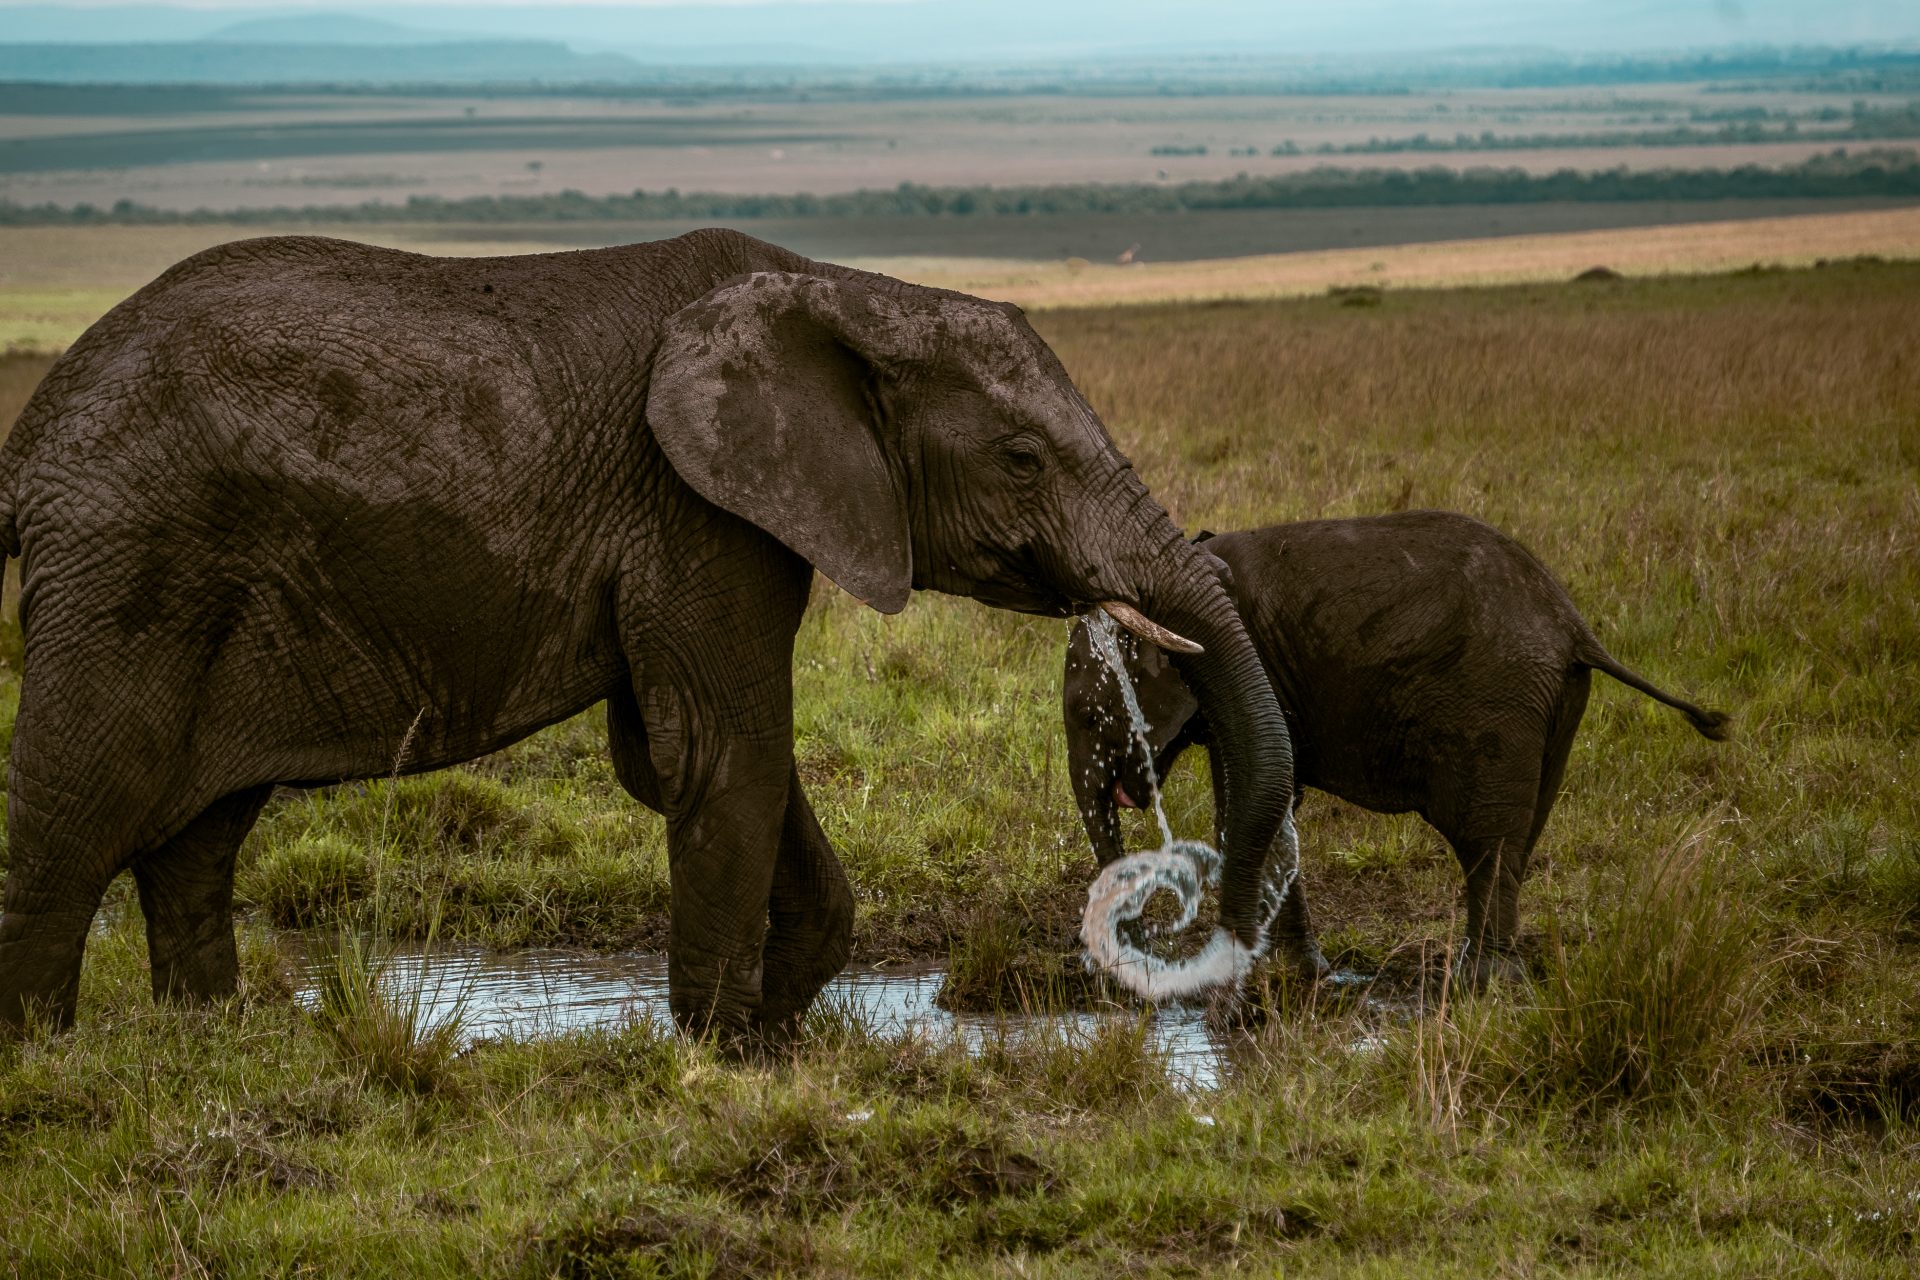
[966,578,1075,617]
[1114,781,1139,809]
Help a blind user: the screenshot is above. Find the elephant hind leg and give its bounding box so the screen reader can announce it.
[1525,668,1591,856]
[131,785,273,1005]
[756,763,855,1044]
[1448,832,1534,989]
[0,847,115,1033]
[1451,671,1592,990]
[0,642,267,1031]
[0,716,178,1032]
[1436,776,1545,991]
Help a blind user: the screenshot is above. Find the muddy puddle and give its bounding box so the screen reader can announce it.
[281,938,1423,1090]
[281,941,1345,1088]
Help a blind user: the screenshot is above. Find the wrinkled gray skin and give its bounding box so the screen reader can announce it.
[1064,512,1728,987]
[0,229,1294,1045]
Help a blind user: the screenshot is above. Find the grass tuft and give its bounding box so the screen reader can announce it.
[310,929,467,1095]
[246,832,372,927]
[518,1196,824,1280]
[130,1107,331,1196]
[1510,824,1770,1105]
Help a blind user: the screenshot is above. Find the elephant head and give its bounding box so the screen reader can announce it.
[644,269,1295,982]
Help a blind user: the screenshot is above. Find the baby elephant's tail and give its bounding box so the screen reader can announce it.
[1576,638,1730,741]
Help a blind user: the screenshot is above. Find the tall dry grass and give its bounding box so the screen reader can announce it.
[1517,824,1770,1104]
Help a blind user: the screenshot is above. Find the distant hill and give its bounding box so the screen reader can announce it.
[198,16,477,46]
[0,41,640,85]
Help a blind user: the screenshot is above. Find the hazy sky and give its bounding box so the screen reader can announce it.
[3,1,1915,60]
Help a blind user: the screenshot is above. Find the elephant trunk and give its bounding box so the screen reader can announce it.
[1152,563,1293,946]
[1067,705,1128,867]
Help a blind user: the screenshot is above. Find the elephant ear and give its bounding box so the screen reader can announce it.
[646,271,914,613]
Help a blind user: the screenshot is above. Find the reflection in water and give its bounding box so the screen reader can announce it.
[283,941,1237,1087]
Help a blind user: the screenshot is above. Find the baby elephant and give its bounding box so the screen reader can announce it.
[1063,510,1729,986]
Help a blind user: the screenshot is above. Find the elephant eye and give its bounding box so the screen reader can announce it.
[995,433,1047,480]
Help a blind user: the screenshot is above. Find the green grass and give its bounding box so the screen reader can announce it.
[1,912,1916,1275]
[0,260,1918,1273]
[1519,829,1769,1105]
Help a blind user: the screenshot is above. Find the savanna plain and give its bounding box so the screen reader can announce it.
[6,79,1910,211]
[0,254,1917,1276]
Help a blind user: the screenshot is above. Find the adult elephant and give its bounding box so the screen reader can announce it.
[0,229,1292,1043]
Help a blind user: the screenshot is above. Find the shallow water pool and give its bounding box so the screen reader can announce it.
[283,941,1237,1087]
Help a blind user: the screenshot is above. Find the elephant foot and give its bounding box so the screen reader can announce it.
[666,942,775,1059]
[668,996,755,1057]
[1274,933,1331,984]
[1227,936,1332,1024]
[749,1005,809,1057]
[0,913,90,1037]
[1453,938,1529,993]
[677,1019,759,1064]
[1203,981,1261,1034]
[0,991,76,1040]
[149,935,241,1008]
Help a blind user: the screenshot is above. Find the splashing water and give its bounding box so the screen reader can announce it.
[1080,608,1178,849]
[1077,610,1301,1002]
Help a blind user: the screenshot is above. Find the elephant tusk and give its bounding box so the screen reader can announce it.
[1098,601,1204,655]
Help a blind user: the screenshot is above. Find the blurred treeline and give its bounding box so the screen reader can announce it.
[4,147,1917,226]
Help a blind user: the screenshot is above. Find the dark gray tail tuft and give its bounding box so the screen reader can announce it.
[1685,706,1732,742]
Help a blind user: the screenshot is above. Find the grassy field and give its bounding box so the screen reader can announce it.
[0,260,1917,1274]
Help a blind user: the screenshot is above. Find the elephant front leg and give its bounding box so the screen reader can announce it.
[756,763,855,1047]
[1267,796,1329,981]
[621,513,817,1050]
[1266,872,1328,982]
[646,706,792,1048]
[614,690,848,1049]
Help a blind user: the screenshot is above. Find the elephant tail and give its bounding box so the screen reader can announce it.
[1574,637,1731,741]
